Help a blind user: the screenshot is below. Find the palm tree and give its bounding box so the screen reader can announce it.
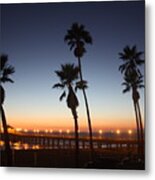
[122,71,144,155]
[0,54,15,166]
[119,45,144,156]
[53,63,80,167]
[64,23,93,160]
[119,45,144,78]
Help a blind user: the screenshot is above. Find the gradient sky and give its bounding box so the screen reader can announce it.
[1,1,145,131]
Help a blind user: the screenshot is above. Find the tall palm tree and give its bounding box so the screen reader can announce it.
[64,23,93,160]
[53,63,80,167]
[122,71,144,155]
[0,54,15,166]
[119,45,144,155]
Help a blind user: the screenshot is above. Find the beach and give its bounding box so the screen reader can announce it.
[0,148,144,169]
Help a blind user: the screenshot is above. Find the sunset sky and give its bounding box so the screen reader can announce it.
[1,1,145,132]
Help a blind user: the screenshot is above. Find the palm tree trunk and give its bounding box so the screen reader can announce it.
[1,105,12,166]
[137,101,144,140]
[77,57,93,161]
[136,101,144,156]
[133,101,141,155]
[71,108,79,167]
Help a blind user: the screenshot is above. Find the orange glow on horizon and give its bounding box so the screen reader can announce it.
[5,114,144,132]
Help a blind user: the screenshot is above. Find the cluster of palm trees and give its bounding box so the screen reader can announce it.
[53,23,145,166]
[0,23,144,167]
[53,23,93,167]
[119,45,144,157]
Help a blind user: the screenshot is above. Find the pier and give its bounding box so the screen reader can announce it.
[0,132,138,150]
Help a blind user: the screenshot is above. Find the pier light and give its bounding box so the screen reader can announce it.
[50,129,53,133]
[59,129,62,134]
[45,129,48,133]
[16,128,22,132]
[99,129,103,135]
[66,129,70,134]
[36,129,39,133]
[24,129,28,133]
[23,143,29,150]
[0,140,4,146]
[128,129,132,135]
[116,129,120,134]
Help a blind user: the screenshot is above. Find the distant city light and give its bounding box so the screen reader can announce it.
[116,129,120,134]
[45,129,48,133]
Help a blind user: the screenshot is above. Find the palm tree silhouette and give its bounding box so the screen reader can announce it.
[119,45,144,77]
[53,63,80,167]
[0,54,15,166]
[64,23,93,160]
[119,45,144,156]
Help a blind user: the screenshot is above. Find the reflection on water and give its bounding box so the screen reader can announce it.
[0,140,4,148]
[0,141,42,150]
[13,142,42,150]
[0,140,130,151]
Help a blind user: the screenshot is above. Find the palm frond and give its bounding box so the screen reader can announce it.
[75,80,88,91]
[67,41,76,50]
[138,84,145,89]
[52,83,64,89]
[0,55,8,71]
[136,79,143,84]
[121,82,129,86]
[132,45,136,53]
[3,66,15,76]
[1,77,14,83]
[118,52,129,61]
[119,64,128,73]
[136,59,145,65]
[135,51,143,58]
[123,86,131,93]
[59,91,66,101]
[0,55,15,84]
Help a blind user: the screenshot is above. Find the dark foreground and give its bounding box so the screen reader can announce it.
[0,149,145,170]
